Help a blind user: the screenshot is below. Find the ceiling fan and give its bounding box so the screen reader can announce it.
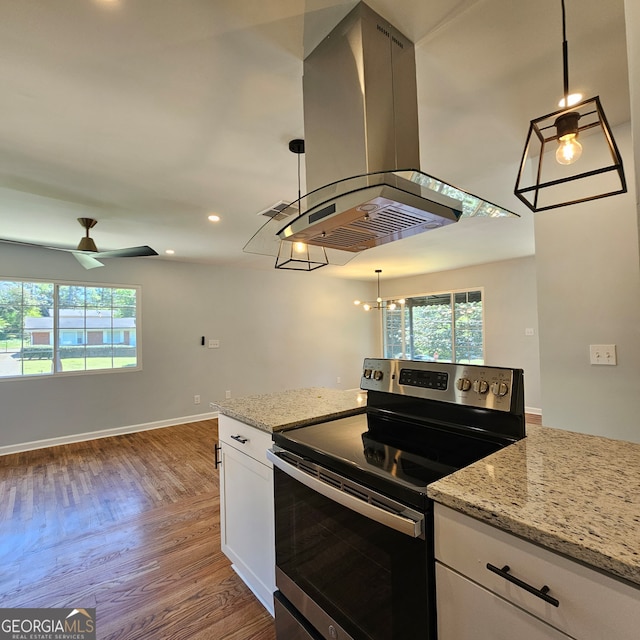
[0,218,158,269]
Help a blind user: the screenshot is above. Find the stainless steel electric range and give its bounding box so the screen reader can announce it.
[267,358,526,640]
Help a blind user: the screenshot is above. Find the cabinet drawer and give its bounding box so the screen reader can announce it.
[436,563,570,640]
[434,504,640,640]
[219,415,273,466]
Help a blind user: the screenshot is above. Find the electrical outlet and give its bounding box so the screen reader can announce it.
[336,376,341,384]
[225,390,231,399]
[589,344,617,365]
[194,394,201,404]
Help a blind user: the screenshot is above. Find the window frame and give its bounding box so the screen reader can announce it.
[0,277,142,381]
[382,286,485,364]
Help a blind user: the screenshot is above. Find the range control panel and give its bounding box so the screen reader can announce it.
[361,358,522,412]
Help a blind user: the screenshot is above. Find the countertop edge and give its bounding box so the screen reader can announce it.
[428,482,639,586]
[217,405,366,434]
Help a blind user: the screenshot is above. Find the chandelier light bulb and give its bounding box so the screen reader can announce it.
[354,300,361,306]
[388,302,396,311]
[363,303,371,311]
[294,242,307,253]
[556,135,582,165]
[398,298,406,305]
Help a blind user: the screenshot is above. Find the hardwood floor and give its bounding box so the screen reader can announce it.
[0,420,275,640]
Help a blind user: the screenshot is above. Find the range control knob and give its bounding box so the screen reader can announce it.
[363,369,372,379]
[491,381,509,397]
[473,379,489,394]
[456,377,471,392]
[373,370,384,381]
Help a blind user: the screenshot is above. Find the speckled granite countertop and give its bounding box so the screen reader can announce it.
[428,424,640,586]
[212,387,367,433]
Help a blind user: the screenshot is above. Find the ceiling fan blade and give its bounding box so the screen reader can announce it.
[72,252,105,269]
[93,245,158,258]
[0,237,71,252]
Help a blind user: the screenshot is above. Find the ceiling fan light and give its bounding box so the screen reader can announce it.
[77,236,98,252]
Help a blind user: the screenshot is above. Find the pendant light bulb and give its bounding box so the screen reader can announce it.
[363,303,371,311]
[554,111,582,165]
[556,134,582,165]
[388,302,397,311]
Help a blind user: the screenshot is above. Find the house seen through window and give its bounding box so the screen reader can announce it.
[383,289,483,364]
[0,280,139,378]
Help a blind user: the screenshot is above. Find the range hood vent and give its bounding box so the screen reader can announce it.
[278,170,463,252]
[276,2,516,253]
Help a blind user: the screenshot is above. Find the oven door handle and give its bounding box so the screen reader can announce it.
[267,448,425,539]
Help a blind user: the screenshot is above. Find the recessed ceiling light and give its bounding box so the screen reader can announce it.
[208,214,221,222]
[558,93,583,108]
[165,249,175,255]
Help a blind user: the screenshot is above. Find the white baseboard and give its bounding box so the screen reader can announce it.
[0,411,220,457]
[525,406,542,416]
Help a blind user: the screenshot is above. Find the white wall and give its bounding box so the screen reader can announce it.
[380,256,541,412]
[0,243,376,450]
[534,123,640,442]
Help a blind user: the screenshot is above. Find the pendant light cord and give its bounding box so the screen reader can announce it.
[561,0,569,102]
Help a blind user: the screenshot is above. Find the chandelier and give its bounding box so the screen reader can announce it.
[354,269,404,311]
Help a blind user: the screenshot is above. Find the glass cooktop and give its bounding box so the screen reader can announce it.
[273,411,504,508]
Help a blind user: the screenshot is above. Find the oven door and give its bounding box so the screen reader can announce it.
[267,447,434,640]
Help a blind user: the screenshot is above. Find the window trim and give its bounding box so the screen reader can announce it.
[0,276,142,382]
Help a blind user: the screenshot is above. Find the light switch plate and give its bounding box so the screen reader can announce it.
[589,344,617,365]
[208,339,220,349]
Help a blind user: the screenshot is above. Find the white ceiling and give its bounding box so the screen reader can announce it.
[0,0,629,280]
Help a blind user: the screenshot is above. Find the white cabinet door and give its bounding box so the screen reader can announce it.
[436,563,571,640]
[219,420,275,615]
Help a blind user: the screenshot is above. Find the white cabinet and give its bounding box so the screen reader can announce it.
[434,503,640,640]
[219,415,275,615]
[436,563,570,640]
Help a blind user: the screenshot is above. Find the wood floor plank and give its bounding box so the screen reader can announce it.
[0,419,275,640]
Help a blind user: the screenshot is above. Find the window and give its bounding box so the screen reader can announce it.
[383,289,483,364]
[0,279,139,379]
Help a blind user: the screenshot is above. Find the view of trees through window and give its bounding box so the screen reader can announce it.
[0,280,139,378]
[383,290,483,363]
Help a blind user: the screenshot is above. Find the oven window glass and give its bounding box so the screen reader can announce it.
[274,467,432,640]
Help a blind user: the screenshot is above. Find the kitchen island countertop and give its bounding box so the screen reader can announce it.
[428,423,640,587]
[212,387,366,433]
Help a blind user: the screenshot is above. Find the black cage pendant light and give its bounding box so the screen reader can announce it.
[514,0,626,212]
[275,139,329,271]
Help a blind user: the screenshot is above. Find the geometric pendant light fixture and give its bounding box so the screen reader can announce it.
[514,0,627,212]
[275,139,329,271]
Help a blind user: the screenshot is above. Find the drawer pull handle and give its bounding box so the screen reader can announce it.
[230,434,249,444]
[486,563,560,607]
[214,443,222,469]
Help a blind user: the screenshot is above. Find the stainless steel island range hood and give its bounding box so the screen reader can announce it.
[277,2,515,254]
